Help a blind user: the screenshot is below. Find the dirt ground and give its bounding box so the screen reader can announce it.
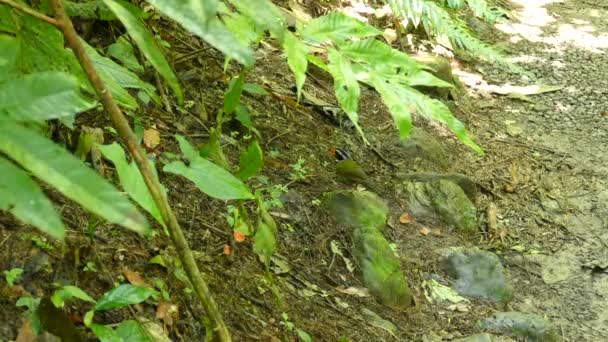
[1,0,607,341]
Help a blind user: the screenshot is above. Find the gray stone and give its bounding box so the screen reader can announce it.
[441,247,512,305]
[480,311,558,342]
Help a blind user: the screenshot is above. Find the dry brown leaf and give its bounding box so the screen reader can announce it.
[223,244,231,255]
[431,228,443,237]
[419,227,431,236]
[156,300,178,327]
[143,128,161,149]
[123,269,150,287]
[399,213,411,224]
[487,203,498,232]
[16,320,35,342]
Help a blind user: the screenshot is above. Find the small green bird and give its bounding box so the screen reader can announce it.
[334,148,376,191]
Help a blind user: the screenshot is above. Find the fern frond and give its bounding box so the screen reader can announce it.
[385,0,516,70]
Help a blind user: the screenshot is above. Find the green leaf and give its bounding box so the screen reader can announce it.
[104,0,183,105]
[90,323,122,342]
[253,193,277,266]
[406,70,454,88]
[0,122,150,235]
[95,284,154,311]
[175,135,199,162]
[371,80,413,139]
[327,48,363,137]
[115,320,150,341]
[222,11,263,46]
[51,285,96,308]
[301,11,381,44]
[146,0,254,67]
[0,72,95,123]
[107,36,144,74]
[243,83,268,96]
[97,143,166,229]
[228,0,285,38]
[253,219,276,266]
[83,39,159,109]
[337,39,422,71]
[235,140,263,180]
[164,137,254,200]
[283,31,308,101]
[0,35,19,82]
[0,157,65,240]
[223,72,245,115]
[3,268,23,287]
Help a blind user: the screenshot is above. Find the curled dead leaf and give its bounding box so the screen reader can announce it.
[223,244,231,255]
[399,213,411,224]
[233,231,246,242]
[122,269,150,288]
[419,227,431,236]
[143,128,161,149]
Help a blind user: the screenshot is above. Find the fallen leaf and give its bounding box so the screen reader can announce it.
[431,229,442,237]
[419,227,431,236]
[123,269,150,287]
[156,300,178,328]
[233,231,246,242]
[223,244,231,255]
[336,286,370,297]
[143,128,161,149]
[16,320,35,342]
[399,213,411,224]
[383,28,397,44]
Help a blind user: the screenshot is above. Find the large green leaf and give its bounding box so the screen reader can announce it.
[97,143,166,229]
[222,12,263,46]
[371,79,413,139]
[95,284,154,311]
[115,320,151,341]
[228,0,285,38]
[327,48,363,137]
[301,11,381,44]
[337,39,422,71]
[0,72,95,123]
[283,31,308,101]
[223,72,244,115]
[164,135,254,200]
[104,0,183,104]
[83,39,159,109]
[0,35,19,82]
[107,36,145,74]
[235,140,263,180]
[51,285,96,308]
[0,122,150,235]
[90,323,122,342]
[146,0,253,67]
[0,157,65,240]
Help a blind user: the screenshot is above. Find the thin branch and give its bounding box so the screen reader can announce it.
[0,0,58,27]
[46,1,232,341]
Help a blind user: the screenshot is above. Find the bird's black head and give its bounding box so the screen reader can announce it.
[335,148,350,161]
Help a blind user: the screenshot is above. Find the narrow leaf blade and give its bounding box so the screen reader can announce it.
[103,0,183,104]
[0,157,65,240]
[0,122,149,235]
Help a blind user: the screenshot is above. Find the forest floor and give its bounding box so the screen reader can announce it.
[1,0,607,341]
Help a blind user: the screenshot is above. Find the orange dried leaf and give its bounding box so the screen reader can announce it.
[223,244,232,255]
[122,269,150,287]
[233,231,246,242]
[419,227,431,236]
[399,213,411,224]
[16,320,35,342]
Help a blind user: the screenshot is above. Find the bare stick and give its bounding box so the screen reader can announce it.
[0,0,58,26]
[46,1,231,340]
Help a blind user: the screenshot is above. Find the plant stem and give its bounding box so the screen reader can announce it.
[0,0,58,27]
[46,1,231,341]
